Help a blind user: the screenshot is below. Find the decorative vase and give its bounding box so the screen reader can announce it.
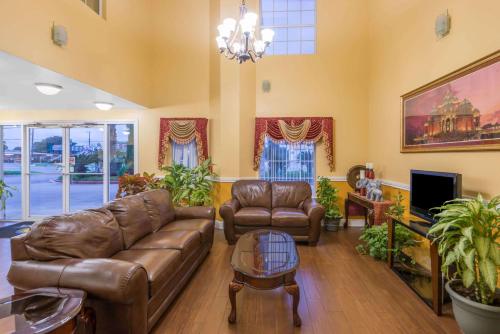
[445,280,500,334]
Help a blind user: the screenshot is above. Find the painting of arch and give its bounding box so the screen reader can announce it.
[401,51,500,152]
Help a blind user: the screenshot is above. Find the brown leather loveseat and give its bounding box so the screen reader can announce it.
[220,180,325,246]
[8,189,215,334]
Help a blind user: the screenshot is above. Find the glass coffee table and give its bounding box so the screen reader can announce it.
[0,288,95,334]
[229,229,301,327]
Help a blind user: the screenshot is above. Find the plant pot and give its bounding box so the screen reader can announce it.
[445,280,500,334]
[324,217,341,232]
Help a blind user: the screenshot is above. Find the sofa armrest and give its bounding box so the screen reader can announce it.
[303,199,325,244]
[8,258,148,304]
[219,199,241,244]
[174,206,215,221]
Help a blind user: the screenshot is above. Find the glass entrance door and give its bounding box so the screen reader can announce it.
[27,125,106,216]
[28,127,64,216]
[68,126,104,212]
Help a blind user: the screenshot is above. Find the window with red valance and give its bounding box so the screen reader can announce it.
[254,117,335,171]
[158,118,209,168]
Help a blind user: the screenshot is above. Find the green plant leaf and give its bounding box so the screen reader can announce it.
[474,237,491,260]
[464,248,476,271]
[462,226,473,243]
[462,269,475,288]
[479,258,497,293]
[489,245,500,265]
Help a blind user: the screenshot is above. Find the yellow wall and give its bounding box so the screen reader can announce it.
[1,0,499,206]
[367,0,500,198]
[256,0,370,177]
[0,0,153,107]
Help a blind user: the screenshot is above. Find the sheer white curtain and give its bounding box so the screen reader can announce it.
[258,136,316,194]
[172,140,198,168]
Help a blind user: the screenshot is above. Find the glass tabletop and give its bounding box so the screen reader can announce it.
[231,229,299,279]
[0,288,84,334]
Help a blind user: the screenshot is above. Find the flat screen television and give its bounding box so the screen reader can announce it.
[410,170,462,223]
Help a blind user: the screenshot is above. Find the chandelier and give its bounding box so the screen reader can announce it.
[216,0,275,63]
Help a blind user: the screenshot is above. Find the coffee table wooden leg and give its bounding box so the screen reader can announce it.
[228,280,243,323]
[284,283,302,327]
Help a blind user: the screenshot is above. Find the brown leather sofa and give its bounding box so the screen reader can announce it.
[8,189,215,334]
[219,180,325,246]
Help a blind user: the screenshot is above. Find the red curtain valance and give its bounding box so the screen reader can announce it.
[158,118,209,168]
[254,117,335,171]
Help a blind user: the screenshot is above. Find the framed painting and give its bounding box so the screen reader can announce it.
[401,50,500,153]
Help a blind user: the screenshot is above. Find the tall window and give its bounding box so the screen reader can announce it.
[259,137,316,193]
[172,140,198,169]
[261,0,316,55]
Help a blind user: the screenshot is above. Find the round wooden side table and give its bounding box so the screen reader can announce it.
[0,287,95,334]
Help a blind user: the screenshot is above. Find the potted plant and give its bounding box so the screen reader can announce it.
[356,223,415,261]
[429,195,500,334]
[160,158,216,206]
[0,180,15,219]
[386,191,405,221]
[316,177,342,231]
[115,172,160,198]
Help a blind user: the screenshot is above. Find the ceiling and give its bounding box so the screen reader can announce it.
[0,51,145,110]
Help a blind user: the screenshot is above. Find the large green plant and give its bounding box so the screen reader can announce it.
[316,177,341,219]
[429,195,500,305]
[160,158,216,207]
[0,180,15,217]
[356,223,416,261]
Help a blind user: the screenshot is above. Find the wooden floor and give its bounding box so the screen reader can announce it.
[0,228,461,334]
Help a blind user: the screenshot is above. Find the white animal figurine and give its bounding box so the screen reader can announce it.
[366,180,383,201]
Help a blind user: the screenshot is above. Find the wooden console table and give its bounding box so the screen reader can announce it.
[344,192,393,228]
[387,217,444,315]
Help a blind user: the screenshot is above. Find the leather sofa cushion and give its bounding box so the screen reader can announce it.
[272,208,309,227]
[106,195,153,249]
[234,207,271,226]
[140,190,175,232]
[272,181,312,208]
[159,219,213,244]
[130,230,201,260]
[112,249,181,296]
[24,208,123,261]
[232,180,271,209]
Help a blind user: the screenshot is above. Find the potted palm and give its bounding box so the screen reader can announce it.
[317,177,342,231]
[429,195,500,334]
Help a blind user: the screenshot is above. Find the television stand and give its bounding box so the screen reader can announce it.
[387,216,445,316]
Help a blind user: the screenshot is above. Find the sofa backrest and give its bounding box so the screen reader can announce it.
[140,189,175,231]
[106,194,153,248]
[272,181,312,208]
[23,208,123,261]
[232,180,272,209]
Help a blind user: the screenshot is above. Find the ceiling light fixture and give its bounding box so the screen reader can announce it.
[34,83,63,96]
[94,102,114,111]
[216,0,275,63]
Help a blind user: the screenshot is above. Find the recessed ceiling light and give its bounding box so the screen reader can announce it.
[34,83,63,96]
[94,102,114,111]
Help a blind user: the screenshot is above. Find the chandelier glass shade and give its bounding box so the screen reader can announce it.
[216,0,275,63]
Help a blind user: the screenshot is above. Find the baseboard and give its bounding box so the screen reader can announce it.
[215,220,224,230]
[341,218,365,227]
